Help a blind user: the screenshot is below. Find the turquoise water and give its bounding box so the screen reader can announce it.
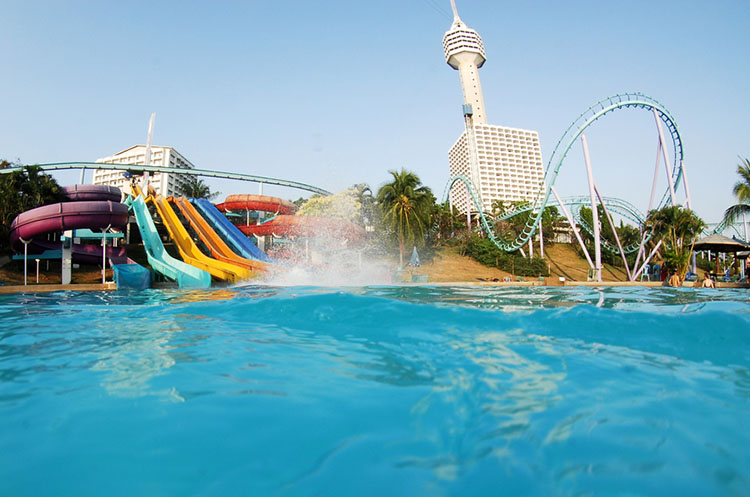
[1,285,748,496]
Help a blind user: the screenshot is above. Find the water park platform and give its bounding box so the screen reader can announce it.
[0,282,116,294]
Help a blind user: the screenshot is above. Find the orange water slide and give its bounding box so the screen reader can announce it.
[149,195,254,282]
[169,197,269,274]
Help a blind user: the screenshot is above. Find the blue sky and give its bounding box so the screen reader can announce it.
[1,0,748,224]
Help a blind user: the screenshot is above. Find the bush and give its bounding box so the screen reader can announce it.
[464,236,549,277]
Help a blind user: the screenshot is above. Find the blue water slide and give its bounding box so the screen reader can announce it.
[127,195,212,288]
[191,198,272,262]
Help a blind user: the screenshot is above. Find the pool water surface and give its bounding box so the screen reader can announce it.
[1,285,748,496]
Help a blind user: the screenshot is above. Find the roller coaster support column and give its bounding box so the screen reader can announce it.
[681,160,693,209]
[653,109,677,206]
[581,134,602,282]
[595,187,632,281]
[634,240,663,282]
[635,137,666,272]
[538,216,544,258]
[551,187,594,270]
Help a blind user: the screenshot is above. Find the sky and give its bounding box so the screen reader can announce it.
[1,0,748,225]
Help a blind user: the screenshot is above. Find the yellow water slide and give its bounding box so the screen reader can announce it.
[149,194,253,283]
[169,196,269,274]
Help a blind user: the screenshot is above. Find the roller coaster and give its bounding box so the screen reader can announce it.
[442,92,705,280]
[3,92,745,278]
[444,93,686,247]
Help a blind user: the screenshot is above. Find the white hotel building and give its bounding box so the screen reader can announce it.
[444,1,544,215]
[93,145,195,197]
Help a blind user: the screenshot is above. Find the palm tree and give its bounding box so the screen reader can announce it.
[646,205,705,284]
[376,169,433,267]
[0,163,64,254]
[178,175,220,200]
[351,183,376,229]
[722,157,750,226]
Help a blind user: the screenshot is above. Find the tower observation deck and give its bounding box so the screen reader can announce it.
[442,0,487,124]
[444,1,544,216]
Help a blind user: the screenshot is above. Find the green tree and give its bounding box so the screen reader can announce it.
[646,205,705,284]
[722,157,750,226]
[177,175,220,200]
[429,201,466,243]
[297,189,361,222]
[0,161,65,254]
[376,169,433,267]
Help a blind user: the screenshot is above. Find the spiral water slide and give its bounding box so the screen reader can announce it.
[446,93,684,253]
[9,185,131,264]
[169,196,269,274]
[127,193,211,288]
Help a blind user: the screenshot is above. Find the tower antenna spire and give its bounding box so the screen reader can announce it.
[450,0,461,23]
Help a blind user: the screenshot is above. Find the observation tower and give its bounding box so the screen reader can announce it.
[445,1,544,216]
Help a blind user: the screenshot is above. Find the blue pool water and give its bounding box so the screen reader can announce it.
[1,285,748,496]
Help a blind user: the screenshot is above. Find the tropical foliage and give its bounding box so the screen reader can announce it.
[722,157,750,226]
[577,205,641,267]
[428,201,466,243]
[376,169,433,267]
[297,189,361,222]
[177,175,220,200]
[646,205,705,283]
[491,200,562,245]
[0,161,65,254]
[463,235,549,277]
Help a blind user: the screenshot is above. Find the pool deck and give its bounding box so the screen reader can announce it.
[0,280,747,294]
[0,282,117,294]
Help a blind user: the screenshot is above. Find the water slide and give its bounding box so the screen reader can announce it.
[9,198,131,264]
[62,184,122,202]
[214,193,362,241]
[216,194,298,215]
[169,197,268,275]
[237,214,365,241]
[191,198,271,262]
[127,194,211,288]
[149,194,253,283]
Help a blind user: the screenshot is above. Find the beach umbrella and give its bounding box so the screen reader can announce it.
[693,233,750,253]
[693,234,750,275]
[408,246,421,267]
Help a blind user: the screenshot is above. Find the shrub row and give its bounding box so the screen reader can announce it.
[464,236,549,277]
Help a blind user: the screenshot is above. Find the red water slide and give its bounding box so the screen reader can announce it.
[237,215,364,240]
[216,194,298,215]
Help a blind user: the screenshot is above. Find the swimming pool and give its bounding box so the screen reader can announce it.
[1,285,748,496]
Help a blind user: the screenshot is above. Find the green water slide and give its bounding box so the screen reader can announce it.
[127,195,211,288]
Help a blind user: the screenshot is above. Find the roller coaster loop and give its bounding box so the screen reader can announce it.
[443,93,684,253]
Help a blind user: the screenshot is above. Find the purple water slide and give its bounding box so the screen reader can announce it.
[62,184,122,202]
[10,200,129,254]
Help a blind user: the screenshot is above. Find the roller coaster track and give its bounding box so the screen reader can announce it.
[444,93,683,252]
[708,218,749,242]
[0,162,332,196]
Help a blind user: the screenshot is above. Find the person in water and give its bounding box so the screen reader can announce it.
[702,273,715,288]
[668,272,681,287]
